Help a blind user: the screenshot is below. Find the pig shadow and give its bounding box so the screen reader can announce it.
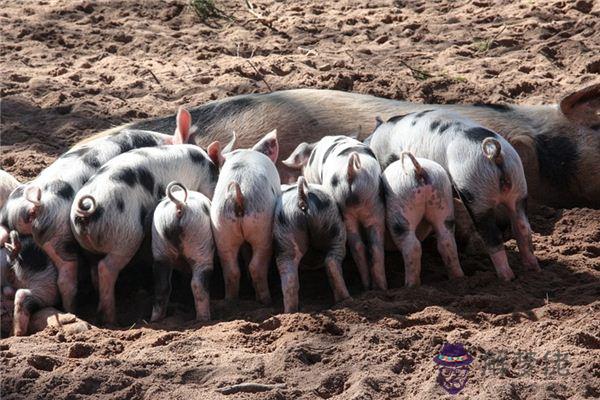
[76,228,599,332]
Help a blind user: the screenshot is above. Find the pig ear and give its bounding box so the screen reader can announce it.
[559,83,600,127]
[282,142,313,169]
[223,131,237,154]
[252,129,279,163]
[207,141,225,168]
[172,107,192,144]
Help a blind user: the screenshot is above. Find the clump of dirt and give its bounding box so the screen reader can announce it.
[1,1,599,399]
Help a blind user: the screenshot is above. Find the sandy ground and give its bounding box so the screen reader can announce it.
[1,0,599,399]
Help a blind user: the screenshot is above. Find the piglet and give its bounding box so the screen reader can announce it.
[0,108,195,314]
[151,181,214,322]
[382,152,464,286]
[2,231,58,336]
[210,130,281,305]
[70,140,222,324]
[369,110,539,281]
[283,136,387,291]
[274,177,349,312]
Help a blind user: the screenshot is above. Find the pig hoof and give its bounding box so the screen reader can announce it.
[258,296,272,306]
[524,258,541,272]
[13,328,26,336]
[195,313,210,322]
[449,271,465,280]
[151,307,166,322]
[336,295,352,304]
[498,269,516,282]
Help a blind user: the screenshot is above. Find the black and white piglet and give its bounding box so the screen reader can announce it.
[210,130,281,305]
[70,139,222,324]
[0,108,195,313]
[151,182,214,322]
[283,135,387,291]
[382,152,464,286]
[274,177,349,312]
[2,231,58,336]
[369,110,539,281]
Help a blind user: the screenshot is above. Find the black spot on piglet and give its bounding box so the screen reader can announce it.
[136,168,155,194]
[463,127,498,143]
[308,192,331,211]
[44,180,74,200]
[112,168,138,187]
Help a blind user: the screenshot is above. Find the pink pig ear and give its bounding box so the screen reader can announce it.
[172,107,192,144]
[207,141,225,167]
[252,129,279,163]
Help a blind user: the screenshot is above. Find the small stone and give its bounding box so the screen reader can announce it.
[318,63,332,71]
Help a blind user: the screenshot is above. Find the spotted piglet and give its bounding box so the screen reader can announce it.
[274,177,349,312]
[2,231,58,336]
[151,182,214,322]
[369,110,539,281]
[211,130,281,305]
[0,108,195,314]
[283,136,387,291]
[70,140,222,324]
[382,152,464,286]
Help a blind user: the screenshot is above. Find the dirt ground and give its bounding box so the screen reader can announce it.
[1,0,599,399]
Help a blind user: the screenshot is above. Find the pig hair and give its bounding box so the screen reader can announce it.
[400,151,427,184]
[297,176,309,212]
[228,181,245,217]
[347,152,362,185]
[166,181,188,218]
[75,195,97,218]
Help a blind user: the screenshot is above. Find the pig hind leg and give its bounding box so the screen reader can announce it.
[388,214,422,287]
[324,241,351,303]
[151,259,173,322]
[190,264,212,321]
[246,239,273,305]
[214,228,244,301]
[275,234,303,313]
[365,218,387,291]
[276,256,301,313]
[507,199,540,272]
[42,241,78,313]
[97,252,135,325]
[461,200,515,281]
[425,206,464,279]
[13,289,41,336]
[344,216,371,290]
